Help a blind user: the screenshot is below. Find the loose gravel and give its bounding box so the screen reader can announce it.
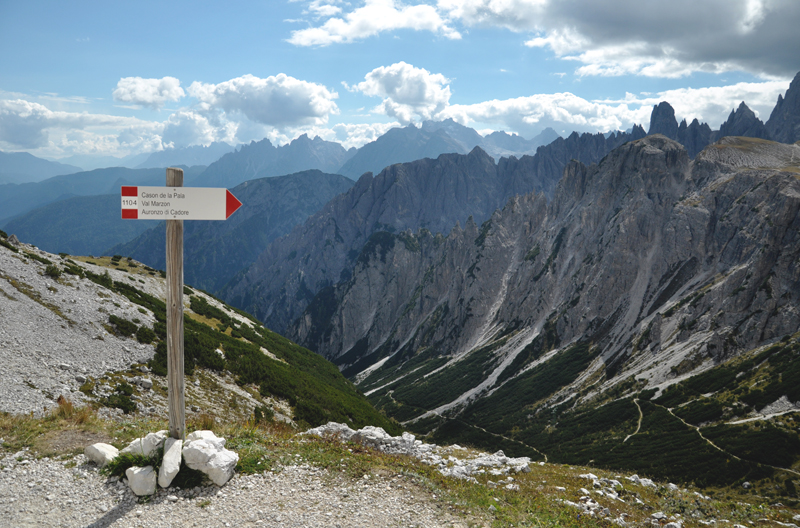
[0,450,478,528]
[0,243,158,415]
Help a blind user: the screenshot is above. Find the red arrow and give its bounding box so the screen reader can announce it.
[226,190,242,219]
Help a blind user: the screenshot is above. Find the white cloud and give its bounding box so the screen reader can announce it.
[0,99,155,152]
[288,0,799,78]
[288,0,460,47]
[596,80,788,129]
[437,0,545,31]
[351,62,451,123]
[112,77,185,110]
[188,74,339,128]
[440,92,648,137]
[469,0,799,78]
[324,121,402,148]
[306,0,343,17]
[437,78,789,137]
[161,110,223,149]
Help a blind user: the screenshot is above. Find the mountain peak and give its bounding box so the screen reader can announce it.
[718,101,770,140]
[648,101,678,139]
[766,70,800,143]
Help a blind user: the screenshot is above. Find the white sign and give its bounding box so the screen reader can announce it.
[121,186,242,220]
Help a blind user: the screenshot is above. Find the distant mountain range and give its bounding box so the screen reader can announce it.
[108,170,355,293]
[0,165,206,226]
[192,134,355,189]
[0,151,81,185]
[2,194,159,257]
[133,142,236,169]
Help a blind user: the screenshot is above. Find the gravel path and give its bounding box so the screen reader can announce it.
[0,450,477,528]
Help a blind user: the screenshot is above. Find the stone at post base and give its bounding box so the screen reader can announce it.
[182,430,238,486]
[126,466,157,496]
[84,443,119,468]
[120,430,167,456]
[158,437,182,488]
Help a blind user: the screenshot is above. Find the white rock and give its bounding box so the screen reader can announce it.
[140,378,153,390]
[579,473,599,480]
[120,430,167,456]
[158,437,182,488]
[126,466,157,496]
[84,443,119,468]
[183,436,238,486]
[186,430,226,449]
[639,477,657,488]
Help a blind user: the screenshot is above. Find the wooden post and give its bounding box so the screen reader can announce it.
[166,167,185,440]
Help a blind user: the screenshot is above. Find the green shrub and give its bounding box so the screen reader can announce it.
[44,264,62,279]
[24,251,52,265]
[0,238,18,253]
[102,383,136,414]
[253,405,274,424]
[135,326,156,344]
[101,450,162,478]
[109,314,138,337]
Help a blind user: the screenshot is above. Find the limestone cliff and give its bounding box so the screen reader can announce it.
[289,137,800,445]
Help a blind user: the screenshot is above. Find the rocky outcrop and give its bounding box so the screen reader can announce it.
[677,118,714,158]
[158,437,182,488]
[292,136,800,424]
[182,430,239,486]
[126,465,157,496]
[766,71,800,144]
[302,422,531,481]
[648,102,679,139]
[717,102,771,140]
[120,430,167,457]
[84,443,118,468]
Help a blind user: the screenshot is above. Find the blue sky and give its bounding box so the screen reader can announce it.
[1,0,798,159]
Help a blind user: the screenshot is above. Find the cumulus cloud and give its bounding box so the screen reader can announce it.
[112,77,185,110]
[288,0,799,78]
[597,80,788,129]
[350,62,451,123]
[500,0,799,78]
[440,92,647,137]
[306,0,343,17]
[288,0,460,46]
[0,98,154,152]
[436,78,789,137]
[188,74,339,128]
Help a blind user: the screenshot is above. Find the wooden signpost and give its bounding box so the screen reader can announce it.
[121,168,242,439]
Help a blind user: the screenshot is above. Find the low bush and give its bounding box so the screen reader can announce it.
[135,326,156,344]
[109,314,138,337]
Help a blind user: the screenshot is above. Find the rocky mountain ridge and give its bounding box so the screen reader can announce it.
[285,134,800,489]
[220,127,649,333]
[191,134,355,189]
